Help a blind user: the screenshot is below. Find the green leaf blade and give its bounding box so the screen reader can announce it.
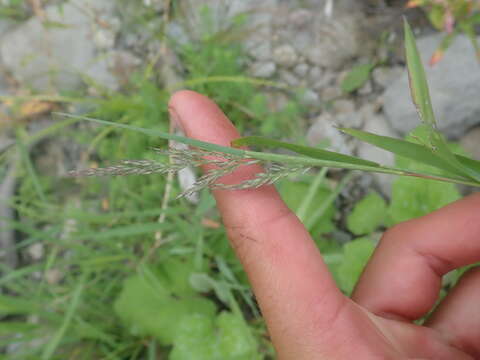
[404,19,436,126]
[232,136,380,167]
[340,127,466,178]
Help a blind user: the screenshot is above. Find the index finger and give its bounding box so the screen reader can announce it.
[169,90,345,356]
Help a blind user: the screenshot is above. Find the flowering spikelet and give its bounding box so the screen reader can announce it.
[69,147,310,197]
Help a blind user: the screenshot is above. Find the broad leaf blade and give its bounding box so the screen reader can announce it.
[232,136,379,167]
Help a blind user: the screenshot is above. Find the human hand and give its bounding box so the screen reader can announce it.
[168,90,480,359]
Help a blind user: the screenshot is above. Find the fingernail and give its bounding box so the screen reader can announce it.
[168,106,185,133]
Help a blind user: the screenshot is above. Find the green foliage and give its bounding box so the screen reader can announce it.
[170,312,261,360]
[347,192,387,235]
[387,125,461,225]
[114,263,216,345]
[341,63,375,93]
[407,0,480,64]
[335,238,375,295]
[0,0,30,21]
[279,177,336,238]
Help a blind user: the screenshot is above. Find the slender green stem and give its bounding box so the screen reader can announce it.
[296,168,328,222]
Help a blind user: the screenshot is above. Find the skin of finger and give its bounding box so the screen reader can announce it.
[352,193,480,321]
[425,266,480,357]
[168,90,399,358]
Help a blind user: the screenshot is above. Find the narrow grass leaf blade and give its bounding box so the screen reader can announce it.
[56,113,480,187]
[42,278,84,360]
[232,136,380,167]
[456,155,480,175]
[340,128,465,177]
[404,21,480,182]
[54,112,245,157]
[404,19,436,126]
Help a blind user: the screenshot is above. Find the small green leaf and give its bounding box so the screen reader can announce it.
[388,176,461,225]
[337,238,375,295]
[279,179,336,237]
[114,269,216,345]
[341,63,374,93]
[347,192,386,235]
[217,312,261,359]
[169,312,260,360]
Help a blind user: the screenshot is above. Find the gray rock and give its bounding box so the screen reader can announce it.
[0,0,118,92]
[303,14,367,70]
[307,113,355,155]
[273,44,298,68]
[299,89,320,106]
[166,21,190,47]
[293,63,309,77]
[247,41,272,61]
[288,8,313,27]
[250,61,276,78]
[460,126,480,161]
[358,80,373,95]
[278,69,300,86]
[27,243,44,261]
[332,99,355,114]
[372,66,403,88]
[383,34,480,138]
[357,112,397,196]
[320,86,342,101]
[142,0,165,12]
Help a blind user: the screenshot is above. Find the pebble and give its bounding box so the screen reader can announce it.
[250,61,276,78]
[273,44,298,68]
[27,243,44,261]
[293,63,309,77]
[372,66,403,88]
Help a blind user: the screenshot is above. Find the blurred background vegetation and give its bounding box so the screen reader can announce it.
[0,1,479,359]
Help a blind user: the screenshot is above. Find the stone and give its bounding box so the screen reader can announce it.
[460,127,480,161]
[45,268,63,285]
[357,113,397,196]
[250,61,276,78]
[303,14,368,70]
[288,8,313,27]
[0,0,118,92]
[372,66,403,88]
[273,44,298,68]
[332,99,355,114]
[299,89,320,107]
[383,33,480,139]
[93,28,116,50]
[247,41,272,61]
[307,113,355,155]
[358,80,373,95]
[293,63,309,77]
[320,86,342,101]
[278,70,300,86]
[27,243,44,261]
[143,0,164,12]
[165,21,190,47]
